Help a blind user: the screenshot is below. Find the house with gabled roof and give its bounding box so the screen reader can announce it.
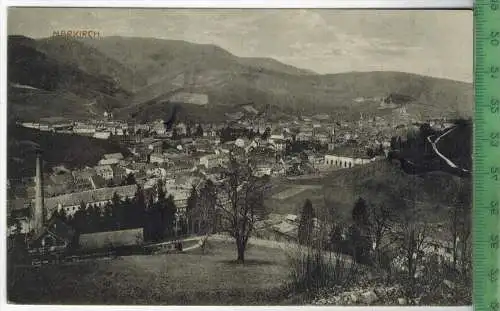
[44,184,138,216]
[28,216,76,255]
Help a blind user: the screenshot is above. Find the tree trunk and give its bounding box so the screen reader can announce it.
[460,238,469,275]
[406,248,415,301]
[452,238,458,270]
[236,240,246,263]
[451,228,458,270]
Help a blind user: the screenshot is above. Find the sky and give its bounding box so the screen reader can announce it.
[8,8,473,82]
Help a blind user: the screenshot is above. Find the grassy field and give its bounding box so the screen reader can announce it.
[264,164,383,221]
[266,185,328,217]
[271,185,322,201]
[8,241,292,305]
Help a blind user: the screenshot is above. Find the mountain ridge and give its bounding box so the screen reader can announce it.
[7,35,473,123]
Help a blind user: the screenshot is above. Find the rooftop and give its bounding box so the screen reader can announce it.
[327,143,370,159]
[44,184,138,213]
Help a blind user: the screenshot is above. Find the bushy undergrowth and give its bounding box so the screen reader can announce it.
[287,244,358,296]
[286,240,472,305]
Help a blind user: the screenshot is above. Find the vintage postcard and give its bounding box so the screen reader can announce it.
[6,7,472,306]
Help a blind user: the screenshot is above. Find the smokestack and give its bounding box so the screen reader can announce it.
[33,149,45,235]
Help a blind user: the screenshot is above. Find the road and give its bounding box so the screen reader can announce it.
[426,126,470,174]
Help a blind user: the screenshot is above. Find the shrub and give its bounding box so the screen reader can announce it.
[287,242,358,296]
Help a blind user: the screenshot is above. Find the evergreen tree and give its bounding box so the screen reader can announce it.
[58,208,68,222]
[150,180,169,240]
[84,203,92,230]
[52,209,61,222]
[186,185,198,234]
[220,126,232,142]
[133,186,146,228]
[144,192,156,241]
[390,136,398,150]
[377,144,385,155]
[298,199,315,245]
[122,197,132,228]
[72,201,87,233]
[198,179,217,234]
[124,173,136,185]
[104,202,113,230]
[148,192,155,208]
[351,197,372,264]
[247,128,256,140]
[352,197,370,224]
[148,205,162,242]
[195,124,204,137]
[123,197,132,206]
[347,223,362,254]
[261,127,271,140]
[89,204,100,232]
[112,192,121,208]
[419,123,434,140]
[164,194,177,238]
[156,179,166,202]
[111,192,122,230]
[329,223,344,252]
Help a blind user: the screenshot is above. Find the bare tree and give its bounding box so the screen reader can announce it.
[392,194,429,303]
[456,182,472,275]
[449,201,460,270]
[369,203,391,252]
[216,154,267,263]
[385,174,429,303]
[366,192,402,272]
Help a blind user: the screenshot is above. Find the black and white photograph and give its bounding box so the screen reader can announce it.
[6,7,473,306]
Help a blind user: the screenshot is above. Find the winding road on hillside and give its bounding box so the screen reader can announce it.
[426,126,470,174]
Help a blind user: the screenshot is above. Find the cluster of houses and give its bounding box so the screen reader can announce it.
[7,138,377,239]
[10,113,397,224]
[20,120,128,140]
[7,106,466,265]
[12,107,446,241]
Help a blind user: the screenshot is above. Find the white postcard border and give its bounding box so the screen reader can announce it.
[0,1,474,311]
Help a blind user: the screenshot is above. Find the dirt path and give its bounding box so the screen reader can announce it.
[147,233,357,265]
[207,234,356,264]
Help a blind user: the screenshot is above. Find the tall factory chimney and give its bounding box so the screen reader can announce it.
[33,149,45,236]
